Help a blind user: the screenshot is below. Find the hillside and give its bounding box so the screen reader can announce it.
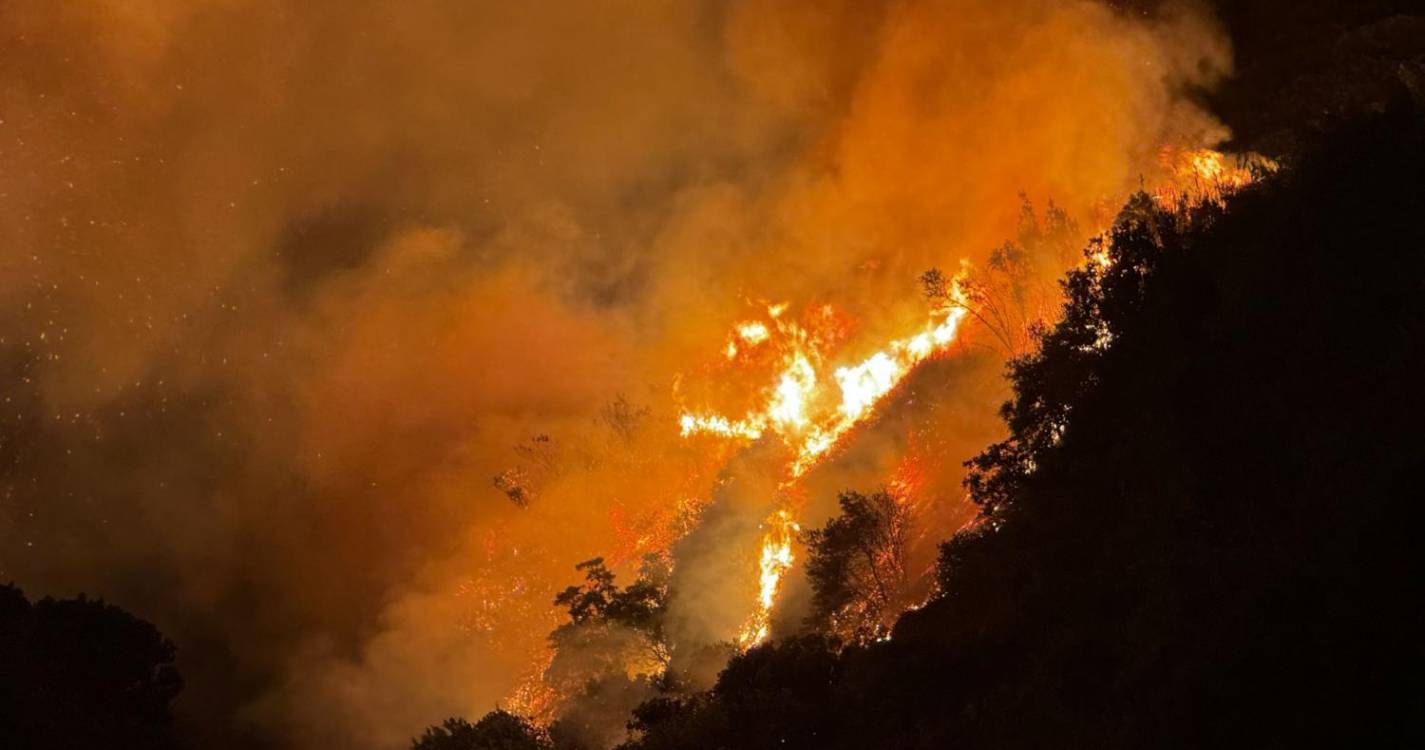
[619,99,1425,750]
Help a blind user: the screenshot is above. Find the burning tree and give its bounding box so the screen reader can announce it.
[922,197,1081,359]
[801,490,909,645]
[494,435,563,507]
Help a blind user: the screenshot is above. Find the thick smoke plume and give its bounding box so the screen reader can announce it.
[1,1,1231,747]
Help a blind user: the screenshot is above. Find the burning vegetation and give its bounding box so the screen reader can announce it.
[6,1,1418,749]
[423,102,1425,750]
[492,142,1274,743]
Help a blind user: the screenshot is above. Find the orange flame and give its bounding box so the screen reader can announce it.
[679,276,970,478]
[738,509,798,647]
[678,271,973,647]
[1151,146,1277,208]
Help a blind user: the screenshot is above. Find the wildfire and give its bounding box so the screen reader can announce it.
[1152,146,1277,208]
[725,320,773,360]
[678,413,763,440]
[738,509,798,648]
[676,272,973,647]
[1083,147,1275,271]
[669,144,1271,652]
[493,142,1280,719]
[679,278,970,479]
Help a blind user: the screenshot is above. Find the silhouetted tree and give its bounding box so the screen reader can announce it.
[963,192,1179,517]
[620,636,841,750]
[495,435,565,507]
[0,584,182,750]
[541,556,673,748]
[549,673,658,750]
[549,556,670,674]
[413,711,551,750]
[599,395,651,444]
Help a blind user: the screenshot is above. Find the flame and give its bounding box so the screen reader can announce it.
[737,321,770,345]
[678,272,973,647]
[679,413,763,440]
[725,320,772,360]
[672,146,1271,653]
[737,509,798,647]
[499,143,1278,715]
[1151,146,1277,208]
[1084,147,1274,272]
[680,275,970,478]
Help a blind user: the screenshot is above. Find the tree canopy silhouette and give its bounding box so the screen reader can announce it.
[412,711,552,750]
[0,584,183,750]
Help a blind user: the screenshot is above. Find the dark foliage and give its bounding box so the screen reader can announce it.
[1206,0,1425,153]
[618,635,844,750]
[1115,0,1425,154]
[0,583,183,750]
[621,104,1425,749]
[549,673,661,750]
[548,556,672,684]
[413,711,552,750]
[543,557,675,748]
[553,557,667,640]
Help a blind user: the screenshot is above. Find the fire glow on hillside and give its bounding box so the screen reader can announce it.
[674,271,970,645]
[661,146,1272,650]
[0,3,1296,746]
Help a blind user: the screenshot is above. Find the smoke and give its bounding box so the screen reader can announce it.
[665,440,789,658]
[0,0,1232,747]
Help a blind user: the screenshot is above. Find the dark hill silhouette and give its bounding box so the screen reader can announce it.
[0,584,183,750]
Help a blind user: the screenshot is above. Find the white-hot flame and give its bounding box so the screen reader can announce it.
[678,273,973,648]
[679,286,969,478]
[769,352,816,431]
[738,509,798,647]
